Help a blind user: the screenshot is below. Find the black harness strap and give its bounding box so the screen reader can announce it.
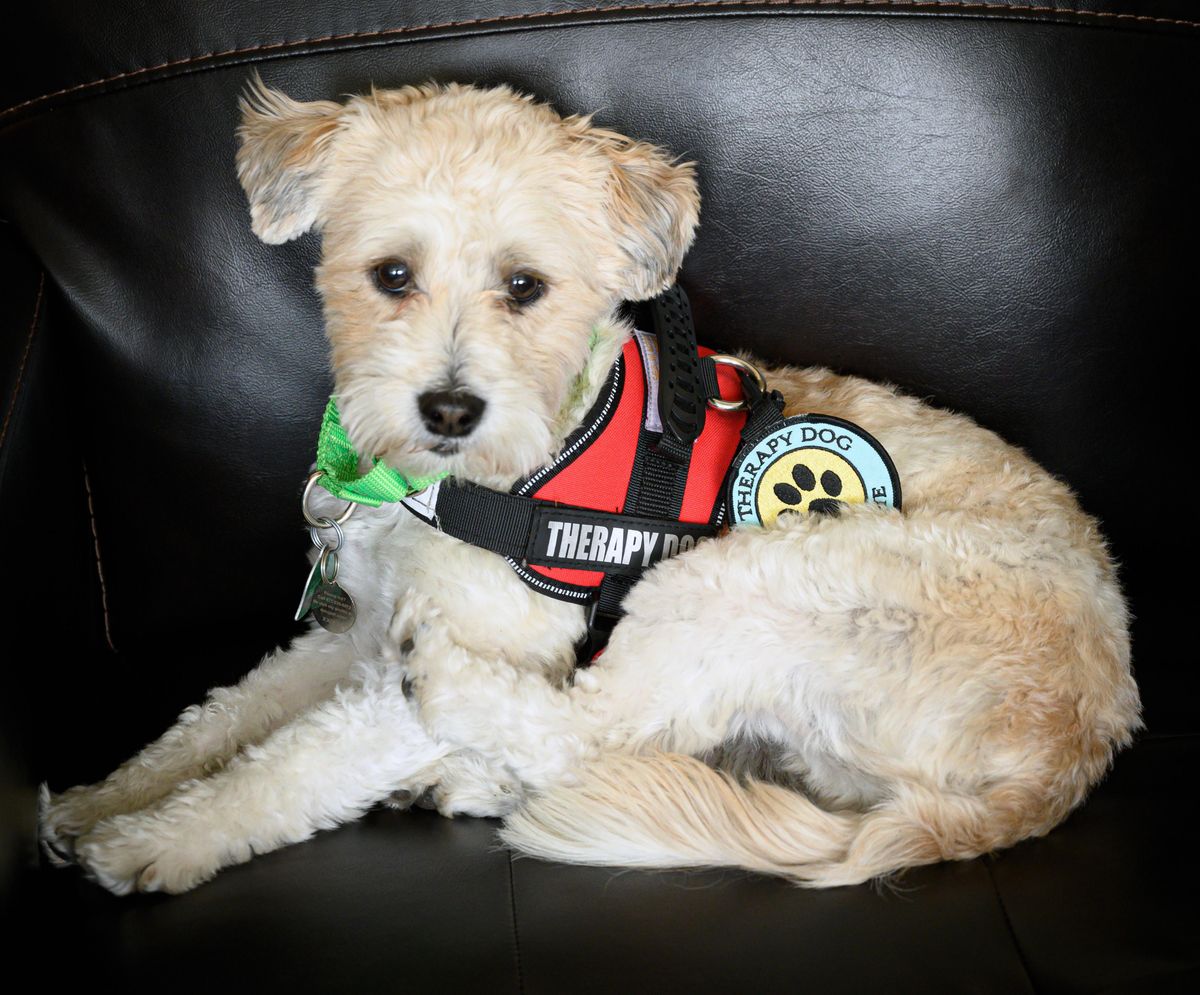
[653,286,707,452]
[585,286,708,654]
[430,484,534,561]
[431,482,717,575]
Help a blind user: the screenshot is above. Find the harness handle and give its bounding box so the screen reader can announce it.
[651,285,706,449]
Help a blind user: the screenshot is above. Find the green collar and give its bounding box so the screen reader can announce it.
[315,396,445,505]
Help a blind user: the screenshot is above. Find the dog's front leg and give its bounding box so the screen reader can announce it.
[394,599,592,794]
[72,657,449,895]
[40,626,358,863]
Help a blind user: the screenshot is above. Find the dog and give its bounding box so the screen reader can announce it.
[38,78,1141,895]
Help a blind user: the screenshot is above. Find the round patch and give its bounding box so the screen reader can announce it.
[727,415,901,528]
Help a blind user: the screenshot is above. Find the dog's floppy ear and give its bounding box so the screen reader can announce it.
[567,118,701,300]
[236,74,344,244]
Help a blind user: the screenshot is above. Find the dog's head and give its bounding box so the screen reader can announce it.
[236,79,699,485]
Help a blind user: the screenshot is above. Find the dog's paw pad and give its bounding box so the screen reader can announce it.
[401,674,416,699]
[382,787,422,810]
[136,863,162,891]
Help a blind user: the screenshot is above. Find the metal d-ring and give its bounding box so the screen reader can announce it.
[302,470,356,529]
[707,354,768,411]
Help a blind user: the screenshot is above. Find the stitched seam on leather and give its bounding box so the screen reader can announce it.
[83,460,117,653]
[2,1,1197,122]
[0,271,44,452]
[506,853,527,995]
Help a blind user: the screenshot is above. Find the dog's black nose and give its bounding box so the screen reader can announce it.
[418,389,486,438]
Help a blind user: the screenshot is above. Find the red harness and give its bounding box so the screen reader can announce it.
[508,331,747,600]
[399,285,766,656]
[400,331,748,602]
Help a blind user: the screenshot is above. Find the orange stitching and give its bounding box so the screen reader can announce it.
[83,461,117,653]
[0,271,44,451]
[1,1,1196,123]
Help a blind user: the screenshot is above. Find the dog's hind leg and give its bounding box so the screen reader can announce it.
[502,508,1140,885]
[71,655,449,895]
[40,626,356,864]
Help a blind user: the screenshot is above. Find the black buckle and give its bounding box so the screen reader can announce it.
[576,599,620,665]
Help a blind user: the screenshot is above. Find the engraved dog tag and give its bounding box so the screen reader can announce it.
[295,541,357,632]
[310,583,357,633]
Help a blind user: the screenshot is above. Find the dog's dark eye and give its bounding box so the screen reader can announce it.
[506,273,544,306]
[374,260,412,294]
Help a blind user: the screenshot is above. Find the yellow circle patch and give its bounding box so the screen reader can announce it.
[756,447,867,527]
[727,414,901,528]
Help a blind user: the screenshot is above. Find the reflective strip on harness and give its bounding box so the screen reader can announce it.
[528,506,714,575]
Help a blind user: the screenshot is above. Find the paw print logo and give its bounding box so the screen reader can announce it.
[757,448,866,526]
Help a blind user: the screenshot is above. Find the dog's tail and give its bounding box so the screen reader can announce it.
[499,752,1067,887]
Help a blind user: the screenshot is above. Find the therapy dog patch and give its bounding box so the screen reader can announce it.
[727,415,901,528]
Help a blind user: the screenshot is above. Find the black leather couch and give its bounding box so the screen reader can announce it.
[3,3,1196,991]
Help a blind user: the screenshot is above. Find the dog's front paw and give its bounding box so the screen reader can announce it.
[75,813,220,896]
[38,781,115,866]
[381,783,434,810]
[388,589,442,652]
[427,757,525,819]
[429,779,522,819]
[38,783,76,866]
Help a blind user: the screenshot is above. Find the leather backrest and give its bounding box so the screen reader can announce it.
[1,2,1194,729]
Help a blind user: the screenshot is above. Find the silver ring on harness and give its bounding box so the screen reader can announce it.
[302,470,356,529]
[706,355,767,411]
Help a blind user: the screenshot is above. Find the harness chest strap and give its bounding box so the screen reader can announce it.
[402,480,719,577]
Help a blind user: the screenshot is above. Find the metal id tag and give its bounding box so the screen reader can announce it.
[295,511,358,633]
[309,582,357,633]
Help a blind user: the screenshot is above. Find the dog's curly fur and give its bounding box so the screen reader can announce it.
[38,79,1141,895]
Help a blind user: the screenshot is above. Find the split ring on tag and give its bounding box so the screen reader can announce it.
[319,547,339,585]
[309,517,345,552]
